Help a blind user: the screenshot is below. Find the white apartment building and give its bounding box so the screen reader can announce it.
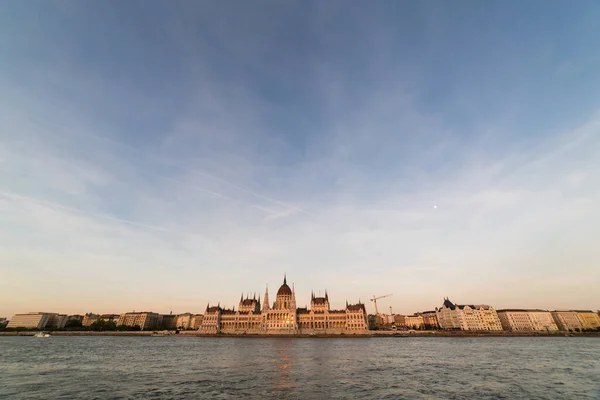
[6,312,68,329]
[436,298,503,331]
[497,310,559,332]
[551,311,583,331]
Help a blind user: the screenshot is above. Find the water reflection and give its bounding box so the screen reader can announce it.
[272,339,296,397]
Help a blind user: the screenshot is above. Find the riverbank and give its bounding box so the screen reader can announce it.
[1,330,599,338]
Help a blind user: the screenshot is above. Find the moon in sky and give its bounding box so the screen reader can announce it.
[433,205,438,209]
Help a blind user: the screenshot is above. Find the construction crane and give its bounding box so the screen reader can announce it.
[370,294,392,316]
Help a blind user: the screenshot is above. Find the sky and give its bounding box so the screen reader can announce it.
[1,1,599,318]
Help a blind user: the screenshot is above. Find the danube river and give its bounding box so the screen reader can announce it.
[1,336,599,399]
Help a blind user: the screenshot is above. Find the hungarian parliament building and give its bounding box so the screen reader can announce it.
[199,275,368,335]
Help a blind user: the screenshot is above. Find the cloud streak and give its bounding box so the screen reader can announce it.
[1,2,600,318]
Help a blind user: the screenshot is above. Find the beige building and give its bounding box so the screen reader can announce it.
[82,313,118,327]
[436,298,503,331]
[48,314,69,328]
[551,311,583,332]
[190,314,204,329]
[82,313,100,327]
[176,313,194,329]
[575,310,600,330]
[199,275,368,335]
[404,314,424,329]
[497,310,559,332]
[117,312,160,330]
[421,311,439,329]
[7,312,68,329]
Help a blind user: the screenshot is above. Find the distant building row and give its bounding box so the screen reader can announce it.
[6,312,204,330]
[4,296,599,333]
[435,298,600,332]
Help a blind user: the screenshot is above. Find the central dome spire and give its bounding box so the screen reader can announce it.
[276,274,292,296]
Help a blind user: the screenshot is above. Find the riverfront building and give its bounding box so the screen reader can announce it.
[82,313,119,326]
[7,312,69,329]
[404,314,425,329]
[551,311,583,331]
[190,314,203,329]
[436,298,503,331]
[176,313,194,329]
[117,312,160,330]
[82,313,100,327]
[159,314,177,330]
[497,310,559,332]
[198,275,368,335]
[574,310,600,330]
[421,311,439,329]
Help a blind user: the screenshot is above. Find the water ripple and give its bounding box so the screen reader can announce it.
[0,336,599,399]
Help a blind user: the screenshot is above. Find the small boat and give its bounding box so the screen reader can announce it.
[33,332,51,338]
[151,332,167,337]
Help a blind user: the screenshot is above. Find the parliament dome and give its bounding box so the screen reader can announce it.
[276,275,292,296]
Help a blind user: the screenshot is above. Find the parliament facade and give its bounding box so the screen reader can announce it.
[199,275,368,335]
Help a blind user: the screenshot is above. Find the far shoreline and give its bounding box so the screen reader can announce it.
[1,330,599,338]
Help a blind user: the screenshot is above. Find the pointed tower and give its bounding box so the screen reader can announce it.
[290,282,297,310]
[262,284,270,311]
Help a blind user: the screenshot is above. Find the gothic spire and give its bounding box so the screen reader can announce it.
[262,284,270,311]
[284,273,287,285]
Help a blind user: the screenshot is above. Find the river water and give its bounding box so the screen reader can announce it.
[0,336,599,399]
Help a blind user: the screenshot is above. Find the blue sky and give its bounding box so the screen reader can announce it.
[1,1,599,317]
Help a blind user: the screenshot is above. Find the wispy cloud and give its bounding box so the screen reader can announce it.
[1,2,600,317]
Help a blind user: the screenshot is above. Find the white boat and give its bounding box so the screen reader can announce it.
[33,332,51,338]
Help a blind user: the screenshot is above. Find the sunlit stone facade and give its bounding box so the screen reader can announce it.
[7,312,69,329]
[435,298,503,331]
[574,310,600,330]
[404,314,424,329]
[497,310,559,332]
[117,312,160,330]
[176,313,194,329]
[551,311,583,331]
[198,275,368,335]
